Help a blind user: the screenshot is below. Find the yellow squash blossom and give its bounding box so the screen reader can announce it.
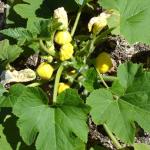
[53,7,68,30]
[96,52,113,74]
[58,82,70,94]
[59,43,74,61]
[88,12,110,34]
[36,62,54,80]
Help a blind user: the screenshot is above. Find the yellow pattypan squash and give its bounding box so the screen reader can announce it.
[36,62,54,80]
[96,52,113,73]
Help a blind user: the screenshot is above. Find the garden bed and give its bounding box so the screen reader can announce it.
[0,1,150,150]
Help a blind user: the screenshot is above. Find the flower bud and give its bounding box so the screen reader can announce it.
[36,62,54,80]
[96,52,113,74]
[58,82,70,94]
[88,12,110,34]
[41,55,53,63]
[46,41,55,50]
[54,31,72,45]
[53,7,68,30]
[59,43,74,61]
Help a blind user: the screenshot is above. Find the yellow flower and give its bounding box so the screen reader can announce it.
[88,12,110,34]
[58,82,70,94]
[96,52,113,74]
[54,31,72,45]
[59,43,74,61]
[36,62,54,80]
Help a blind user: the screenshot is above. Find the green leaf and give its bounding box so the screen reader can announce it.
[110,80,125,96]
[87,62,150,144]
[33,19,61,39]
[74,0,89,6]
[0,84,26,107]
[0,84,7,97]
[0,114,36,150]
[100,0,150,44]
[117,62,142,90]
[13,87,90,150]
[90,145,107,150]
[82,68,99,92]
[32,19,50,38]
[0,19,60,46]
[0,27,32,40]
[14,0,43,29]
[134,143,150,150]
[107,10,120,35]
[8,0,77,27]
[28,42,40,53]
[0,40,23,63]
[76,40,91,57]
[87,89,136,144]
[0,28,33,45]
[0,125,12,150]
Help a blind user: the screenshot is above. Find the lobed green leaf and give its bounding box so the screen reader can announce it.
[13,86,90,150]
[87,62,150,144]
[14,0,43,29]
[100,0,150,44]
[134,143,150,150]
[0,84,26,107]
[0,40,23,64]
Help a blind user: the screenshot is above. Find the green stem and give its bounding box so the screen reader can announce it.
[71,6,83,37]
[39,40,56,56]
[86,3,94,10]
[96,70,122,149]
[103,124,122,149]
[87,38,95,58]
[96,68,109,89]
[101,75,117,82]
[53,64,64,104]
[26,82,42,87]
[35,37,51,41]
[6,63,14,70]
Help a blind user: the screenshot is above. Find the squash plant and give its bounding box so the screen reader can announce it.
[0,0,150,150]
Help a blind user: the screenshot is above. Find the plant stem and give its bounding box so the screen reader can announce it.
[102,75,117,82]
[6,63,14,70]
[39,40,56,56]
[103,124,122,149]
[26,82,42,87]
[96,69,109,89]
[96,70,122,149]
[53,64,64,104]
[71,6,83,37]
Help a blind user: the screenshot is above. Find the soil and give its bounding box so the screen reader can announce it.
[87,117,116,150]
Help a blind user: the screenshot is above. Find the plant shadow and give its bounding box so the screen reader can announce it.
[2,114,35,150]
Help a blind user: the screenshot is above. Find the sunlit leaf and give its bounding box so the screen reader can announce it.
[0,40,23,63]
[13,86,90,150]
[100,0,150,44]
[87,62,150,144]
